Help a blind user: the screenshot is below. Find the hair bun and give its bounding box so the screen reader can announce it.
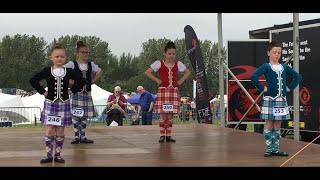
[164,41,176,52]
[53,43,64,49]
[77,41,85,47]
[167,41,175,47]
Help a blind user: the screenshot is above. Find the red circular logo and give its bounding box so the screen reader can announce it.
[299,87,311,105]
[192,39,197,47]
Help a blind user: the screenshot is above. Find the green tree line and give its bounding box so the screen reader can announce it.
[0,34,226,97]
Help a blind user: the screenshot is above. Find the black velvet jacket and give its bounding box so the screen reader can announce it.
[29,67,86,102]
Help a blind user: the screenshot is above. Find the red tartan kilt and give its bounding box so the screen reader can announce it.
[155,87,180,114]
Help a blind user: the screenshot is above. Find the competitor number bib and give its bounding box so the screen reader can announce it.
[72,108,84,117]
[46,115,62,126]
[163,104,173,112]
[273,107,286,116]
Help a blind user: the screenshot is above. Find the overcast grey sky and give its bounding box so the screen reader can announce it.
[1,13,320,57]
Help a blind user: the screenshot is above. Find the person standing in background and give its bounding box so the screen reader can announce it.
[137,86,155,125]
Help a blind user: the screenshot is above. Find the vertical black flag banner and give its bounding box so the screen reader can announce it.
[184,25,212,123]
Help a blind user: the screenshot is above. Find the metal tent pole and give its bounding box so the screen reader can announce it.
[293,13,300,141]
[218,13,225,127]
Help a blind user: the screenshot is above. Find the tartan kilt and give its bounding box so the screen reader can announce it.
[40,99,72,126]
[70,92,96,119]
[260,97,290,120]
[155,87,180,114]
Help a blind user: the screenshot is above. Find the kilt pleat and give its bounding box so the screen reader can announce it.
[155,87,180,114]
[260,97,290,120]
[40,99,72,126]
[70,92,96,119]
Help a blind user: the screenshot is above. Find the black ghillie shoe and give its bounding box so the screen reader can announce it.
[54,157,65,163]
[264,151,272,157]
[159,136,165,143]
[40,157,53,163]
[71,138,80,144]
[165,136,176,143]
[271,151,289,156]
[80,138,94,143]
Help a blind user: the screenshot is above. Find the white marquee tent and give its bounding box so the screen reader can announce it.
[91,84,112,104]
[0,85,112,123]
[91,84,112,115]
[0,93,31,124]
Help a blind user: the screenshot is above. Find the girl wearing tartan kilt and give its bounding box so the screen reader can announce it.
[30,44,86,163]
[145,41,191,143]
[250,41,302,157]
[64,41,103,144]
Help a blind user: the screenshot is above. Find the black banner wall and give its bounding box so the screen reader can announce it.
[184,25,212,123]
[227,40,269,123]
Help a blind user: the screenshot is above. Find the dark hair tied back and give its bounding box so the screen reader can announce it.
[164,41,176,52]
[76,41,87,51]
[268,41,281,51]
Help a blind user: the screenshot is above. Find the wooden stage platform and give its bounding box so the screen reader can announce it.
[0,124,319,167]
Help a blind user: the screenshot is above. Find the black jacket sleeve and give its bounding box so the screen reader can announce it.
[29,67,47,94]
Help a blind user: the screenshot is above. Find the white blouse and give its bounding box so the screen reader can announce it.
[150,60,186,72]
[270,63,283,72]
[52,68,65,77]
[64,61,102,73]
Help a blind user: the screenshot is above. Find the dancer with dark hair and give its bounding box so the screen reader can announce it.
[64,41,103,144]
[250,41,302,157]
[145,41,190,142]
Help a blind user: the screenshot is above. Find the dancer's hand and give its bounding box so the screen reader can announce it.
[263,86,268,92]
[156,79,162,85]
[286,86,291,92]
[69,79,75,85]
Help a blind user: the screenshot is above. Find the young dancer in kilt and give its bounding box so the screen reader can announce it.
[64,41,103,144]
[145,41,190,142]
[250,41,302,157]
[30,44,86,163]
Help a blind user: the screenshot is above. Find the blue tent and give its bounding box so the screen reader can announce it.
[127,91,156,104]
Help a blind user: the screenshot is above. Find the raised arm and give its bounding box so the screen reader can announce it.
[92,71,102,84]
[250,63,267,92]
[29,67,47,95]
[178,68,191,85]
[285,64,302,92]
[69,69,87,94]
[144,68,162,85]
[91,62,103,84]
